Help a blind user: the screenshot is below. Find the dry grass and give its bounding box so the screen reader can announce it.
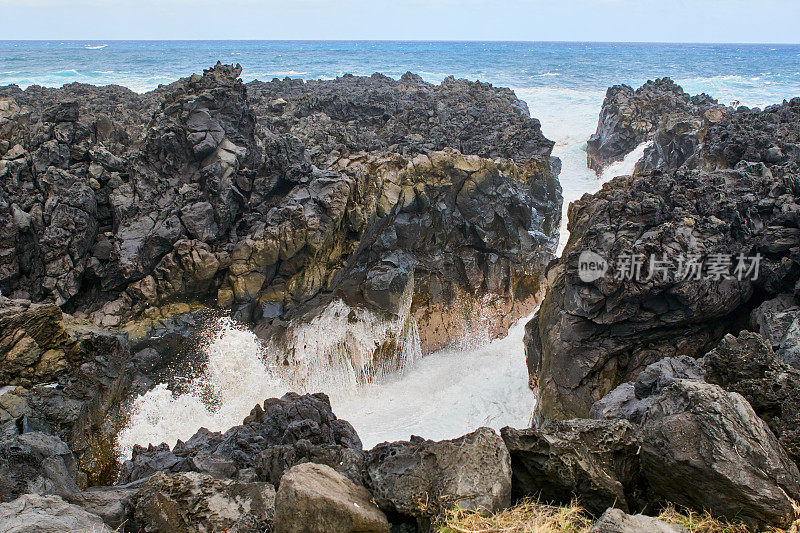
[657,505,751,533]
[438,500,800,533]
[438,499,593,533]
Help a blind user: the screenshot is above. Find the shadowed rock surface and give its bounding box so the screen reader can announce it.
[501,420,643,514]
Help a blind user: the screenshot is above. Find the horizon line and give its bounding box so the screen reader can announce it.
[2,39,800,46]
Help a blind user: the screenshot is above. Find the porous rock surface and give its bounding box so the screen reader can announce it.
[0,63,562,370]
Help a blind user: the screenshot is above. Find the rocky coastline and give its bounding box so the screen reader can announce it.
[2,66,800,532]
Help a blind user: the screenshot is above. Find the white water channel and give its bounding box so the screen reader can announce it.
[116,95,648,459]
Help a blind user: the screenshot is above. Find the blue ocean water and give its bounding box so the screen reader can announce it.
[2,40,799,242]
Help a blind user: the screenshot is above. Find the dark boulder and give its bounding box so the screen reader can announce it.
[365,428,511,530]
[501,420,642,514]
[704,331,800,465]
[592,354,800,528]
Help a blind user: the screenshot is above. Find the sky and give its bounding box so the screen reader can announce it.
[0,0,797,43]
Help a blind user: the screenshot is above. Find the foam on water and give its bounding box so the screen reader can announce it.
[116,318,285,460]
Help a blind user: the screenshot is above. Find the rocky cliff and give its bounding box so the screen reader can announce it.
[586,77,721,172]
[0,63,561,382]
[530,80,800,420]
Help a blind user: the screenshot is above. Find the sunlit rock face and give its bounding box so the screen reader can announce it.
[0,62,561,375]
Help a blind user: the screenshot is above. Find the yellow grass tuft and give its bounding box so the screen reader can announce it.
[439,500,800,533]
[438,498,593,533]
[657,505,750,533]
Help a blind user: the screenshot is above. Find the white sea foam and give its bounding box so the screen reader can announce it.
[116,318,285,460]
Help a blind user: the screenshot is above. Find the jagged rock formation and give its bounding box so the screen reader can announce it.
[591,347,800,528]
[0,63,561,376]
[118,392,361,484]
[586,78,720,172]
[529,84,800,421]
[528,162,798,419]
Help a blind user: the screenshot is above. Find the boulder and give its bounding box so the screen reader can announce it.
[129,471,276,533]
[365,428,511,528]
[704,331,800,465]
[593,354,800,528]
[500,420,642,514]
[0,494,113,533]
[274,463,389,533]
[638,378,800,527]
[590,508,687,533]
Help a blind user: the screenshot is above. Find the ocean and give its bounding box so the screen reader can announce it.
[5,40,799,451]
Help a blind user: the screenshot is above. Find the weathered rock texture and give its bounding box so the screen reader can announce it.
[0,63,561,378]
[501,420,643,514]
[586,78,720,172]
[530,80,800,421]
[593,356,800,528]
[274,462,389,533]
[704,331,800,466]
[119,392,362,484]
[129,471,276,533]
[0,493,113,533]
[0,297,139,486]
[365,428,511,529]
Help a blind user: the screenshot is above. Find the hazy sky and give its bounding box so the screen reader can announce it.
[1,0,797,43]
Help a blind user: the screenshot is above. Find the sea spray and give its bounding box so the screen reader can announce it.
[283,282,422,391]
[115,318,284,460]
[116,295,423,460]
